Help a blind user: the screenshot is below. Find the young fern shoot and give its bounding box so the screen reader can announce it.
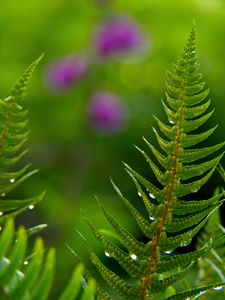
[80,26,225,300]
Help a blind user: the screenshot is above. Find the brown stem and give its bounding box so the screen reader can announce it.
[140,82,186,299]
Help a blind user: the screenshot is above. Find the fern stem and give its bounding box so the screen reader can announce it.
[140,77,187,299]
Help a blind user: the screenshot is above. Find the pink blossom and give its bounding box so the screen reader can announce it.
[45,56,87,92]
[88,91,129,135]
[94,17,145,58]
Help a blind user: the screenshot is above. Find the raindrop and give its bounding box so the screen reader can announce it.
[213,286,223,291]
[169,119,175,124]
[164,250,173,255]
[149,216,155,221]
[130,254,137,260]
[105,251,110,257]
[149,193,155,199]
[1,194,5,197]
[138,192,142,197]
[28,205,34,210]
[9,178,15,183]
[23,261,28,265]
[0,212,3,216]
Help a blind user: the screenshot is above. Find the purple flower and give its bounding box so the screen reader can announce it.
[45,55,87,92]
[94,16,145,58]
[87,91,129,135]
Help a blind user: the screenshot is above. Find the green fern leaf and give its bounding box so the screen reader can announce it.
[77,25,225,300]
[11,54,44,102]
[0,57,45,222]
[165,282,225,300]
[0,218,95,300]
[0,60,96,300]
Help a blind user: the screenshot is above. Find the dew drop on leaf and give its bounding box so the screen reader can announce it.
[28,205,34,210]
[130,254,137,260]
[169,119,175,124]
[149,216,155,221]
[213,286,223,291]
[164,250,173,255]
[138,192,142,197]
[23,261,28,265]
[149,193,155,199]
[105,251,110,257]
[0,211,3,216]
[9,178,15,183]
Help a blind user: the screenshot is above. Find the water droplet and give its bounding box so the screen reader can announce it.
[149,216,155,221]
[104,251,110,257]
[164,250,173,255]
[130,254,137,260]
[213,286,223,291]
[138,192,142,197]
[149,193,155,199]
[169,119,175,124]
[1,194,5,197]
[9,178,15,183]
[0,211,3,216]
[0,227,2,231]
[28,205,34,210]
[23,261,28,265]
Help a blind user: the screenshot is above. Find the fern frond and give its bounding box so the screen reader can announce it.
[0,218,55,299]
[0,56,45,222]
[78,25,225,299]
[11,54,44,102]
[0,219,95,300]
[195,190,225,299]
[0,60,95,300]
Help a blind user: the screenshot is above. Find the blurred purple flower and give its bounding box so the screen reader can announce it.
[45,56,87,92]
[94,16,145,58]
[87,91,129,135]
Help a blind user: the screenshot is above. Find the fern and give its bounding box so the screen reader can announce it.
[1,26,225,300]
[0,218,95,300]
[194,167,225,299]
[0,59,95,299]
[196,208,225,299]
[0,55,45,221]
[78,26,225,299]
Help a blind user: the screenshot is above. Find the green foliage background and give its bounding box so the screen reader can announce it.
[0,0,225,298]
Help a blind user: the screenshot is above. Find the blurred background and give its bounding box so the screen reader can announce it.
[1,0,225,298]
